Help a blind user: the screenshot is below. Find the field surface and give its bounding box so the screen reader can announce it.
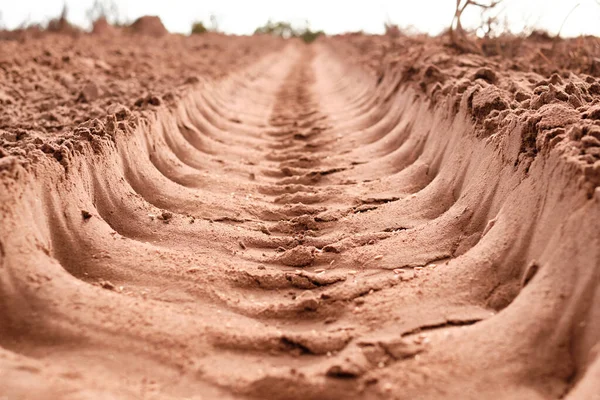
[1,27,599,399]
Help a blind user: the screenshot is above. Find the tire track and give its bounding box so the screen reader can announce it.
[1,36,599,400]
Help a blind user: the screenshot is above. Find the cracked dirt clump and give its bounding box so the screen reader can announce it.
[278,245,317,267]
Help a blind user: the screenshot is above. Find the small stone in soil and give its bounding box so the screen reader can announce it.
[158,211,172,222]
[81,210,92,220]
[100,280,115,290]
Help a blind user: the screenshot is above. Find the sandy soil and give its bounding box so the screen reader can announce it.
[0,24,599,400]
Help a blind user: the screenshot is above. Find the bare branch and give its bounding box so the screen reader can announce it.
[450,0,503,54]
[467,0,503,9]
[556,3,580,39]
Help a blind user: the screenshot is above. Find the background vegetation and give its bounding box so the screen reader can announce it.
[191,14,219,35]
[253,20,324,43]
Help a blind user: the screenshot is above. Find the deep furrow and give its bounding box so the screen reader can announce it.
[1,31,599,400]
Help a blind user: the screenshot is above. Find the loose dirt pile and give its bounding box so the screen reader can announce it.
[0,25,599,400]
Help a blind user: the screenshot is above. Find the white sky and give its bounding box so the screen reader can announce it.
[1,0,600,37]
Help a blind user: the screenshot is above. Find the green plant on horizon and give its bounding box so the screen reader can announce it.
[191,14,219,35]
[254,20,295,38]
[191,21,208,34]
[299,28,324,43]
[254,19,324,43]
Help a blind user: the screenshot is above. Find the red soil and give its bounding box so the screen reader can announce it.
[0,24,599,400]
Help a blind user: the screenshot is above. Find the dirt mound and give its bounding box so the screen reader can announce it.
[0,29,598,400]
[92,17,117,35]
[129,15,168,37]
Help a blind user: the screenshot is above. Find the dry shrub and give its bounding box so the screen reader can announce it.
[0,5,79,41]
[385,22,401,38]
[46,5,80,35]
[449,0,503,54]
[481,34,523,58]
[86,0,121,25]
[542,36,600,76]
